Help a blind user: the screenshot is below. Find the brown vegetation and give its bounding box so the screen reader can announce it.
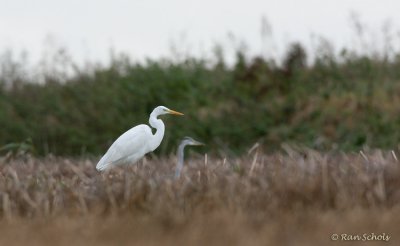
[0,148,399,245]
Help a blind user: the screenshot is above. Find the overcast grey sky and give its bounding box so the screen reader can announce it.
[1,0,400,64]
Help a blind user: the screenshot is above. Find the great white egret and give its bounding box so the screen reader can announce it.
[96,106,183,171]
[174,136,204,178]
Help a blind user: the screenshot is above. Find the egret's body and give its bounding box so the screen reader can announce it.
[96,106,183,171]
[174,137,204,178]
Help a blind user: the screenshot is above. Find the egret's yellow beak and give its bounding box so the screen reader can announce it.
[167,109,184,116]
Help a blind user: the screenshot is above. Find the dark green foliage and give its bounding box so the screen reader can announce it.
[1,42,400,156]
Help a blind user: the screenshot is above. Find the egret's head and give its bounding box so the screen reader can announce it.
[181,136,204,146]
[153,106,184,116]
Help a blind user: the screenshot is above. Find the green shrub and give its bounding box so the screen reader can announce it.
[1,42,400,156]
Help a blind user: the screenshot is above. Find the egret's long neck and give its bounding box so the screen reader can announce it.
[148,112,165,151]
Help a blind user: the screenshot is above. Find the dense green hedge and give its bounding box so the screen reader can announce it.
[1,43,400,156]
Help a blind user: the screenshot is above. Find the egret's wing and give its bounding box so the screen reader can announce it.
[96,125,152,171]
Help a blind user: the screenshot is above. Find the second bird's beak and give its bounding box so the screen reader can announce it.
[193,140,204,146]
[167,109,184,116]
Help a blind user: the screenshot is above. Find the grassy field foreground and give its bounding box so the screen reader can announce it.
[0,148,400,245]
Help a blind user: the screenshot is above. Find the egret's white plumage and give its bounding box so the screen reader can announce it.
[96,106,183,171]
[174,137,204,178]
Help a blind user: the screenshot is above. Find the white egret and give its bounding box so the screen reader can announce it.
[96,106,183,171]
[174,137,204,178]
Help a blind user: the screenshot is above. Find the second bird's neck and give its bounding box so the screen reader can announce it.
[177,143,186,165]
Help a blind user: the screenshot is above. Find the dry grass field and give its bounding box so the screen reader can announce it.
[0,147,400,245]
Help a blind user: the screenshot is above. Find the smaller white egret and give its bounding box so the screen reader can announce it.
[96,106,183,171]
[174,137,204,178]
